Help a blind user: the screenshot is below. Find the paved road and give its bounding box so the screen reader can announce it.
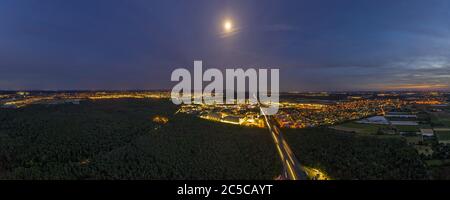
[259,106,308,180]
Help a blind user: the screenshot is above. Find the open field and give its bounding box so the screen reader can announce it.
[332,122,388,135]
[430,111,450,128]
[395,125,420,133]
[436,131,450,141]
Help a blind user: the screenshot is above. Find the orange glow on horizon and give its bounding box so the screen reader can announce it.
[374,84,449,91]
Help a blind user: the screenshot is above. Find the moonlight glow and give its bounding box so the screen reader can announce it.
[223,20,233,32]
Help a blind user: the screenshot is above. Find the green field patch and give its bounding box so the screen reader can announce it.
[395,125,420,132]
[436,131,450,141]
[333,122,387,135]
[430,112,450,127]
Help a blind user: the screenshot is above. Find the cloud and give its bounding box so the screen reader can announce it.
[263,24,299,32]
[391,56,450,70]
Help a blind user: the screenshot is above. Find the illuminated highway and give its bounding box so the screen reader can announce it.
[258,103,308,180]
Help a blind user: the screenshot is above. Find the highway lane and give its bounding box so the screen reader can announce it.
[259,106,308,180]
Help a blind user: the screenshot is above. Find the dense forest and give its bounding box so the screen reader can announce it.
[0,99,430,179]
[0,99,280,179]
[284,128,428,180]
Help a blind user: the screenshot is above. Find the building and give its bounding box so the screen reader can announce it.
[391,121,419,126]
[420,129,434,137]
[385,113,417,118]
[202,112,222,121]
[357,116,389,125]
[222,116,242,125]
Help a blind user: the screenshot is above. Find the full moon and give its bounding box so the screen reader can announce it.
[223,20,233,32]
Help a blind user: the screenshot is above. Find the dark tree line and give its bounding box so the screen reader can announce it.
[284,128,429,180]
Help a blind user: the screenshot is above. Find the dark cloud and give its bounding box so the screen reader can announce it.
[0,0,449,91]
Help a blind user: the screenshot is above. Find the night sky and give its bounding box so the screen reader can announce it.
[0,0,449,91]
